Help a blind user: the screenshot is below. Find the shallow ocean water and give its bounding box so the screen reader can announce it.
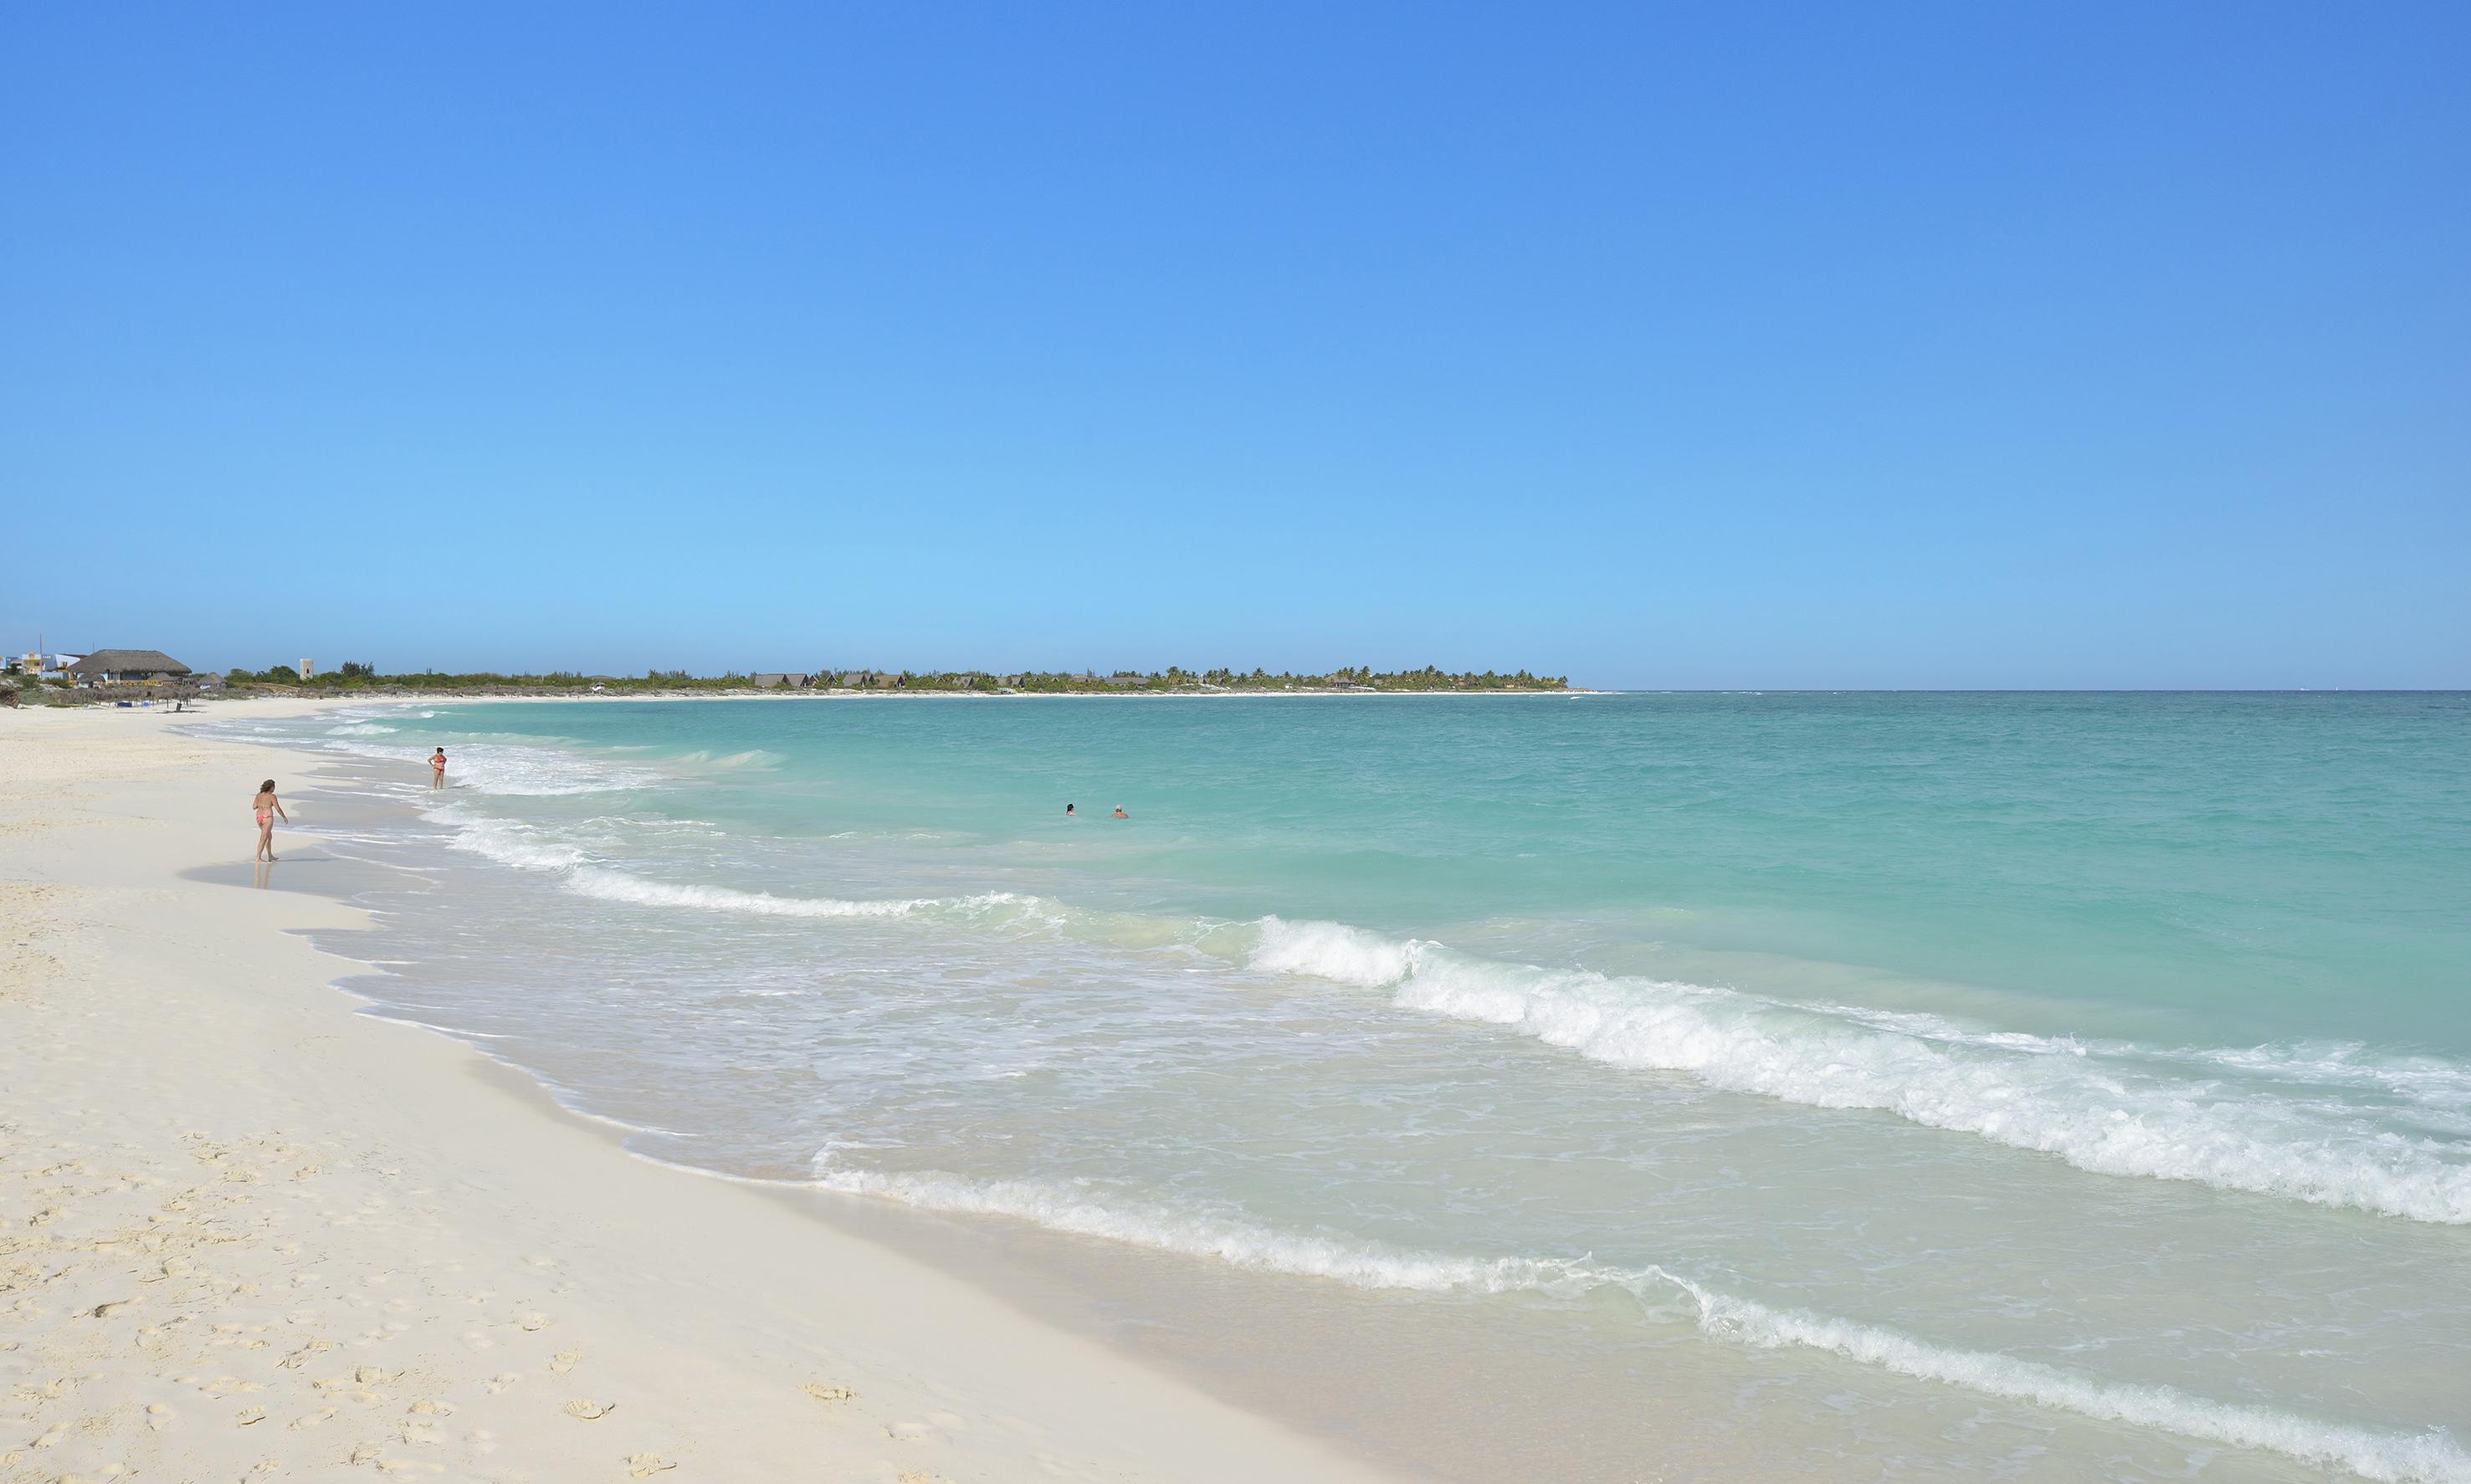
[213,693,2471,1481]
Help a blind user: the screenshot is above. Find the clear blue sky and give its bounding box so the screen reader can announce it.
[4,3,2464,688]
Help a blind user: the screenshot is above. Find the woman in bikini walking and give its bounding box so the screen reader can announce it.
[253,779,289,862]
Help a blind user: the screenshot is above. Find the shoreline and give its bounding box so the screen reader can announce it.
[186,707,1767,1484]
[0,699,1404,1482]
[22,693,2458,1481]
[164,687,1607,704]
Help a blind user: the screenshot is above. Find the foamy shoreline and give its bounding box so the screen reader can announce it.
[0,699,1397,1482]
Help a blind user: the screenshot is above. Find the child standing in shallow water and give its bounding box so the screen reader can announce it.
[253,779,287,862]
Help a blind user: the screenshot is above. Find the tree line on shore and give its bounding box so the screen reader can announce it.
[216,663,1571,693]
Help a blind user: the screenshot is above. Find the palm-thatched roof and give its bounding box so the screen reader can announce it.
[68,649,191,677]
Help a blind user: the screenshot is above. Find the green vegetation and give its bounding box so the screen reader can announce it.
[216,663,1571,694]
[979,665,1569,693]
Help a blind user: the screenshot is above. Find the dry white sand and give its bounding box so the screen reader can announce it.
[0,699,1395,1483]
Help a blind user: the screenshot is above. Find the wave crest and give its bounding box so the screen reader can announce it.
[813,1159,2471,1482]
[1246,918,2471,1224]
[410,795,2471,1227]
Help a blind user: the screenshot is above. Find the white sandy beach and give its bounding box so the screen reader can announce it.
[0,699,1396,1483]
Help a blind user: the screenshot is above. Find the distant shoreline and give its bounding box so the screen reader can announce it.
[202,685,1607,703]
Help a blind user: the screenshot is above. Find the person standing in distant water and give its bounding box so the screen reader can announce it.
[253,779,288,862]
[1111,805,1129,819]
[1064,803,1076,819]
[430,749,447,789]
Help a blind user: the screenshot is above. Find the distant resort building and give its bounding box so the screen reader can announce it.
[749,673,809,689]
[15,652,83,679]
[68,649,192,685]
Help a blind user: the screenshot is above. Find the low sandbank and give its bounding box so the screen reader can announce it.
[0,699,1397,1482]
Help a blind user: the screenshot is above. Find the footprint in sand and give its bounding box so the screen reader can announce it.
[237,1407,267,1426]
[279,1340,335,1369]
[548,1351,581,1374]
[289,1406,339,1430]
[561,1399,615,1420]
[484,1373,520,1394]
[624,1454,676,1477]
[144,1405,172,1431]
[517,1312,552,1332]
[801,1383,853,1403]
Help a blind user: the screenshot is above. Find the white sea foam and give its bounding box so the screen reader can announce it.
[813,1162,1597,1292]
[1246,918,2471,1224]
[672,748,785,769]
[433,802,1037,922]
[1822,1009,2471,1118]
[432,807,590,872]
[404,770,2471,1226]
[561,866,962,919]
[813,1159,2471,1482]
[1679,1282,2471,1482]
[326,722,399,735]
[317,731,660,796]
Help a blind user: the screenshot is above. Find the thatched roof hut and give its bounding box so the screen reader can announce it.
[69,649,192,683]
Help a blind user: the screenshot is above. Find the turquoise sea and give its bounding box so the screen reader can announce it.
[220,693,2471,1481]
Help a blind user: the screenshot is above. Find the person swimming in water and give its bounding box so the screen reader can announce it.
[430,749,447,789]
[1064,803,1077,818]
[252,779,289,862]
[1111,805,1129,818]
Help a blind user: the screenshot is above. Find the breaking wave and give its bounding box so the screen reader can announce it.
[811,1160,2471,1482]
[320,734,662,796]
[561,866,993,919]
[434,804,1052,924]
[418,791,2471,1226]
[1245,918,2471,1224]
[671,748,786,769]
